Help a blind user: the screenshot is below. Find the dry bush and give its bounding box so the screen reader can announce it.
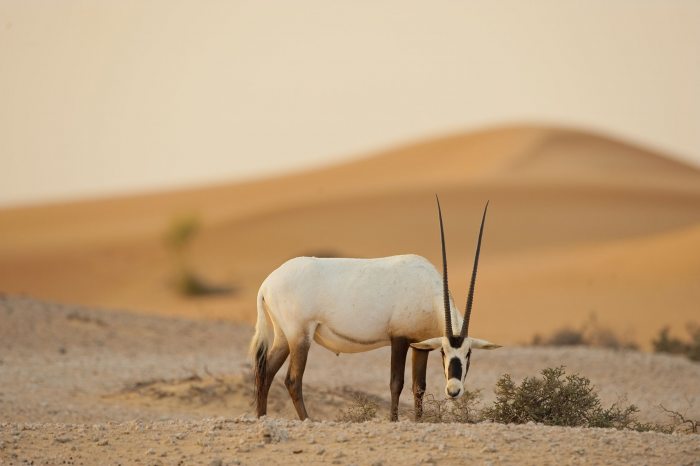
[482,366,648,430]
[659,404,699,434]
[532,315,637,350]
[532,327,587,346]
[652,324,700,362]
[163,215,235,297]
[336,392,378,423]
[419,390,481,423]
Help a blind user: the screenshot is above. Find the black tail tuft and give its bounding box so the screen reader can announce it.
[253,342,267,414]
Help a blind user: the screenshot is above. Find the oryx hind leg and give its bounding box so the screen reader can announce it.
[411,347,429,421]
[390,337,410,422]
[256,334,290,417]
[285,335,312,420]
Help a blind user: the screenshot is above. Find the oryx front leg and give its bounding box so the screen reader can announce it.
[411,347,429,421]
[285,336,311,420]
[389,337,410,422]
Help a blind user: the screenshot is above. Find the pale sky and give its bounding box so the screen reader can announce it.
[1,1,699,207]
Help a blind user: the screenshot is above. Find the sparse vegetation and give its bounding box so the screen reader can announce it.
[659,404,699,434]
[531,314,638,350]
[481,367,675,432]
[652,324,700,362]
[164,215,201,254]
[163,214,234,297]
[336,392,379,422]
[339,366,687,433]
[419,390,481,423]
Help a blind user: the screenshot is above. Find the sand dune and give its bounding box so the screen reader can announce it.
[1,125,699,348]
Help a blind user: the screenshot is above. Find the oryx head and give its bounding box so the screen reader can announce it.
[411,197,501,399]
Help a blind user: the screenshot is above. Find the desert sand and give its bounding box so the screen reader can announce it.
[1,126,699,349]
[1,295,699,465]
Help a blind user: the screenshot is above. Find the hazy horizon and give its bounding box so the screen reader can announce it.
[2,1,699,207]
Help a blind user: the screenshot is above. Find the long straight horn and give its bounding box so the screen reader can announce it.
[461,201,489,338]
[436,195,453,338]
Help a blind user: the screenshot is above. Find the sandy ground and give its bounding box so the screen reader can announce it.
[1,295,699,465]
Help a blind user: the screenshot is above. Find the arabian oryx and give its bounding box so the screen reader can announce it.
[249,197,500,421]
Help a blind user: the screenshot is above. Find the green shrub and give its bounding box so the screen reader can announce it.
[653,324,700,362]
[652,327,688,355]
[163,214,234,297]
[164,215,200,254]
[532,315,637,350]
[482,366,644,430]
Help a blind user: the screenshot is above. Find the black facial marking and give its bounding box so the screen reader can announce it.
[448,335,464,349]
[463,349,472,380]
[448,357,462,380]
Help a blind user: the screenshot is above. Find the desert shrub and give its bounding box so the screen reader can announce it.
[653,325,700,362]
[163,215,233,297]
[172,269,214,296]
[482,366,644,430]
[659,405,699,434]
[533,327,587,346]
[419,390,481,424]
[336,392,378,422]
[652,327,687,355]
[164,215,200,254]
[532,315,637,350]
[688,328,700,362]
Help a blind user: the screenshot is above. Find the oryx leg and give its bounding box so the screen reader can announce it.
[411,347,429,421]
[256,335,290,417]
[285,336,311,420]
[389,337,410,422]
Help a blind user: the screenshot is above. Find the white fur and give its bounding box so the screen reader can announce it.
[258,255,457,351]
[251,254,500,398]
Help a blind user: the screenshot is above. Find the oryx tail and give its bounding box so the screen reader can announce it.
[249,290,272,407]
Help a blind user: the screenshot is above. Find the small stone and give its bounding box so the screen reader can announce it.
[54,435,71,444]
[210,459,223,466]
[293,449,303,454]
[96,439,108,446]
[146,448,155,455]
[481,445,497,454]
[315,447,325,455]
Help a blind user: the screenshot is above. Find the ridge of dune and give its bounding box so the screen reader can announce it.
[1,124,698,255]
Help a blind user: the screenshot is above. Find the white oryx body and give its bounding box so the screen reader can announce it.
[257,254,456,355]
[250,198,500,421]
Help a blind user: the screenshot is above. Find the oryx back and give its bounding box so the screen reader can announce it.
[259,254,445,354]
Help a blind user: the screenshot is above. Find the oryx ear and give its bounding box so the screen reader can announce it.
[410,337,442,351]
[468,337,501,350]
